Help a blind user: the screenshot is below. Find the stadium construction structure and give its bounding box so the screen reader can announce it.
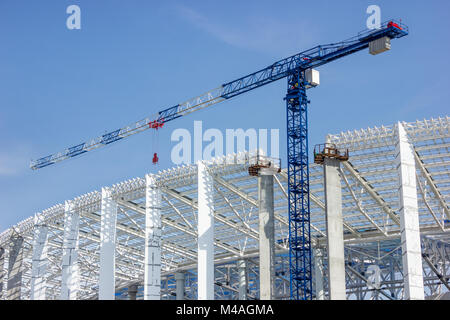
[0,116,449,300]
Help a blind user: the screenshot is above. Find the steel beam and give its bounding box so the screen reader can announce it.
[154,190,242,256]
[342,161,400,226]
[164,185,260,246]
[279,170,353,239]
[422,253,450,291]
[340,169,388,236]
[101,200,198,261]
[413,150,450,220]
[346,264,395,300]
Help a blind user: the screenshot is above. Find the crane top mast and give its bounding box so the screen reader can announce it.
[30,20,408,170]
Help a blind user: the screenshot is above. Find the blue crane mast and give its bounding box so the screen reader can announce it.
[30,20,408,300]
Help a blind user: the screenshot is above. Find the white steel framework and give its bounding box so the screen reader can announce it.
[0,116,448,300]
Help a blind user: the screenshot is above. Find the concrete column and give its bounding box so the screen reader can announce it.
[60,200,80,300]
[238,260,247,300]
[258,174,275,300]
[324,157,346,300]
[144,174,162,300]
[197,161,215,300]
[31,215,49,300]
[314,248,324,300]
[0,247,5,299]
[128,284,138,300]
[395,122,425,300]
[99,187,118,300]
[175,272,185,300]
[7,236,23,300]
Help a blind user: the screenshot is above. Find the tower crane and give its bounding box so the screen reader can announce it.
[30,20,409,300]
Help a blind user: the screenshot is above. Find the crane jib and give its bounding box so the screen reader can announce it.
[101,129,122,145]
[30,20,408,170]
[220,23,407,100]
[67,143,87,157]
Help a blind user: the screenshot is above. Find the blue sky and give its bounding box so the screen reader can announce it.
[0,0,449,230]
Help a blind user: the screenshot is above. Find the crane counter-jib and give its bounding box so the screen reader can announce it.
[30,19,408,170]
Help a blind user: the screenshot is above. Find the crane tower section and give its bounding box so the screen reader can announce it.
[286,70,314,299]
